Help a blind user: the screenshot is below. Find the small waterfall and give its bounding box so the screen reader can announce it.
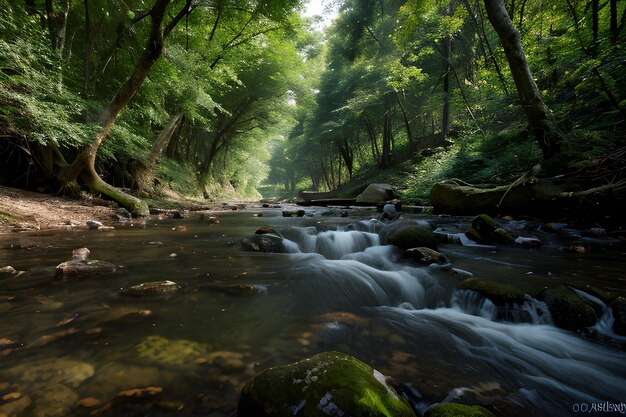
[285,226,380,259]
[452,289,552,324]
[316,230,379,259]
[452,289,498,320]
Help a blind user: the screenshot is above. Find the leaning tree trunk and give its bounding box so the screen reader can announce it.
[57,0,192,216]
[135,112,185,193]
[483,0,561,158]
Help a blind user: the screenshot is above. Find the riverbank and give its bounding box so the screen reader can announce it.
[0,185,236,234]
[0,185,120,234]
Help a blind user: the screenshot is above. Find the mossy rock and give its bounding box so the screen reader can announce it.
[238,351,415,417]
[380,222,437,250]
[466,214,515,245]
[424,403,496,417]
[456,278,528,306]
[610,297,626,336]
[404,247,449,265]
[536,285,598,331]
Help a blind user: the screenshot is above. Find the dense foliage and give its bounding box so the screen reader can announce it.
[269,0,626,203]
[0,0,307,202]
[1,0,624,208]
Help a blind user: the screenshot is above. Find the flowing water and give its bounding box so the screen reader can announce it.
[0,207,625,416]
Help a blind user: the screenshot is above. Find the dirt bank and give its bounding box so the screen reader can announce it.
[0,185,117,234]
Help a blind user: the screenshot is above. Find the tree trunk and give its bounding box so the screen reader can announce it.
[441,35,452,139]
[591,0,599,55]
[57,0,193,216]
[135,112,185,192]
[483,0,560,158]
[45,0,71,54]
[396,93,414,152]
[380,95,393,168]
[609,0,619,43]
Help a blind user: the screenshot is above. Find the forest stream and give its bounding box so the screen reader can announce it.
[0,206,625,417]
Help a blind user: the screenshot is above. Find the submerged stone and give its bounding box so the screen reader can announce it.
[536,285,598,331]
[424,403,496,417]
[120,280,180,297]
[136,335,210,366]
[238,351,415,417]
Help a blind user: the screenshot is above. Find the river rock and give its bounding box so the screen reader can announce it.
[0,266,18,278]
[282,209,305,217]
[120,280,180,297]
[424,403,496,417]
[380,221,437,250]
[356,183,399,204]
[241,233,286,253]
[255,227,283,237]
[536,285,598,331]
[457,279,528,305]
[56,259,117,280]
[466,214,515,245]
[403,247,449,265]
[237,351,414,417]
[380,203,401,221]
[610,297,626,336]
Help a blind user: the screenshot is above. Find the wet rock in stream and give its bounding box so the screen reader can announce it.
[403,247,449,266]
[55,248,117,280]
[465,214,515,245]
[536,284,598,331]
[120,280,180,297]
[380,220,438,250]
[241,230,287,253]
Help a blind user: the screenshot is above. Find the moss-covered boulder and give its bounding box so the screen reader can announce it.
[380,221,437,250]
[536,285,598,331]
[457,278,528,306]
[403,247,449,265]
[465,214,515,245]
[610,297,626,336]
[424,403,496,417]
[238,351,415,417]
